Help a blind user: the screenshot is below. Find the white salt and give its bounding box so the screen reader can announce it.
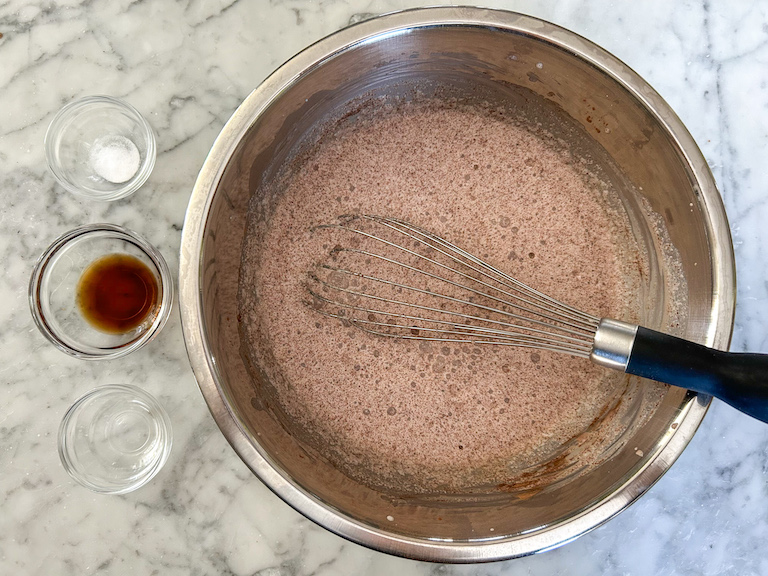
[89,135,141,184]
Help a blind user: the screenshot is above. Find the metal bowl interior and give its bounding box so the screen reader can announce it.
[179,8,735,562]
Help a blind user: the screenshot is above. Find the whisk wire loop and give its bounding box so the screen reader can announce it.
[360,215,599,328]
[307,274,595,355]
[307,214,600,357]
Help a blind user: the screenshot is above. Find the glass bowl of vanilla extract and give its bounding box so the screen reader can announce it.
[29,224,173,359]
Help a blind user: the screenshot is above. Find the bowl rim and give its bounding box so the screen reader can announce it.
[29,223,174,360]
[44,95,157,201]
[178,6,736,562]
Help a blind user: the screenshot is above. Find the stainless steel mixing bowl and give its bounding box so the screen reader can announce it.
[179,7,735,562]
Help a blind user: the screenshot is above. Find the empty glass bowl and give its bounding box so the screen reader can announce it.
[59,384,173,494]
[45,95,156,201]
[29,224,173,360]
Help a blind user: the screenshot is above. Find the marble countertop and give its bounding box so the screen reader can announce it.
[2,0,768,574]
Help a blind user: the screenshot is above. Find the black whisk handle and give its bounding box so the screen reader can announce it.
[626,327,768,423]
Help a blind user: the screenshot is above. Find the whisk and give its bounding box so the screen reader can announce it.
[306,214,768,423]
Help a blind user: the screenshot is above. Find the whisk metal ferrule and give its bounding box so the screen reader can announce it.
[590,318,639,371]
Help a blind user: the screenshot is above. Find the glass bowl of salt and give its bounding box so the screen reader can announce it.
[45,95,156,201]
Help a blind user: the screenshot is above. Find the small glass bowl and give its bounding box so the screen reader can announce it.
[45,95,156,201]
[59,384,173,494]
[29,224,173,360]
